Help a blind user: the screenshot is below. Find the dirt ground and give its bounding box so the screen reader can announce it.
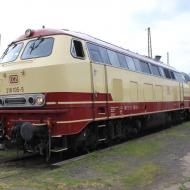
[1,122,190,190]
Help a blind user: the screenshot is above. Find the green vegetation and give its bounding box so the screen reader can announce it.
[123,162,160,189]
[0,149,17,158]
[179,184,188,190]
[0,122,190,189]
[0,182,9,190]
[110,139,163,157]
[160,123,190,138]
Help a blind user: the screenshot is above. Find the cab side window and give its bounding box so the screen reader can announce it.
[71,40,85,58]
[163,68,171,79]
[87,43,103,63]
[117,53,128,68]
[99,46,110,64]
[125,55,136,71]
[140,61,151,74]
[150,64,161,76]
[170,71,175,80]
[133,58,141,72]
[107,49,120,67]
[159,67,166,77]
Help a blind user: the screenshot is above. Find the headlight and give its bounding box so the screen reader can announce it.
[25,29,33,37]
[35,96,45,105]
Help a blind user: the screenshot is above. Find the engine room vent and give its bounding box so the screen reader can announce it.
[0,99,3,105]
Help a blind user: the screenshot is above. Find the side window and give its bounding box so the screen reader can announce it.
[163,68,171,79]
[170,71,175,80]
[150,64,161,76]
[99,46,110,64]
[71,40,85,58]
[174,72,179,81]
[87,43,103,63]
[174,72,183,82]
[140,61,151,74]
[107,49,120,67]
[182,73,190,82]
[125,55,136,71]
[181,74,186,82]
[159,67,166,77]
[133,58,141,72]
[117,53,128,68]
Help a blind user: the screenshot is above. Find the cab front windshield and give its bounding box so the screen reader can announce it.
[0,43,23,63]
[0,37,54,63]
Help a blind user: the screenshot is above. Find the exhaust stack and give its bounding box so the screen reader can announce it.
[154,55,161,61]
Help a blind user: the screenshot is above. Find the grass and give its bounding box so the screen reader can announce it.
[123,162,160,189]
[0,122,190,190]
[112,139,163,157]
[0,149,17,158]
[0,145,162,190]
[179,184,188,190]
[0,182,9,190]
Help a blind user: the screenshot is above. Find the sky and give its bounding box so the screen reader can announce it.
[0,0,189,73]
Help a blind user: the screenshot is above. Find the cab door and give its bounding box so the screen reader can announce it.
[91,62,109,120]
[87,43,110,120]
[179,82,184,108]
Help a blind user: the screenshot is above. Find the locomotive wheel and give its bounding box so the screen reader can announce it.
[78,127,97,153]
[86,127,97,151]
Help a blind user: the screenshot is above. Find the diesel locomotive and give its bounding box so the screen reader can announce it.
[0,28,190,160]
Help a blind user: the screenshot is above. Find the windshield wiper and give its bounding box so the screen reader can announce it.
[29,37,44,54]
[1,42,17,58]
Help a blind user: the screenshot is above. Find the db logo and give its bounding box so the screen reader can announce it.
[9,75,19,84]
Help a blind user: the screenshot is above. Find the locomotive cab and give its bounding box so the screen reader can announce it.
[0,28,88,158]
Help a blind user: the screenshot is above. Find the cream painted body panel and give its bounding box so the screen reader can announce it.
[183,83,190,98]
[105,65,181,103]
[0,63,92,95]
[92,64,107,95]
[0,34,186,106]
[0,35,92,95]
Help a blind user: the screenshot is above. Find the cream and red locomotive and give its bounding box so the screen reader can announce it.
[0,28,189,160]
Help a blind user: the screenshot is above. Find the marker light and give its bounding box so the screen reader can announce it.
[35,96,45,105]
[25,29,33,37]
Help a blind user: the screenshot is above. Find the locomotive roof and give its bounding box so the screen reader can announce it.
[16,28,177,72]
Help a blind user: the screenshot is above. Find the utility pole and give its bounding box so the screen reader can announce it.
[147,27,152,58]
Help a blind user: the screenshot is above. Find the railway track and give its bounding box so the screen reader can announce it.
[51,144,118,168]
[0,123,181,168]
[0,153,39,164]
[50,124,176,167]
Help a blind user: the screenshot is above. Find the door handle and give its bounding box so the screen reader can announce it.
[95,90,98,98]
[94,69,97,75]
